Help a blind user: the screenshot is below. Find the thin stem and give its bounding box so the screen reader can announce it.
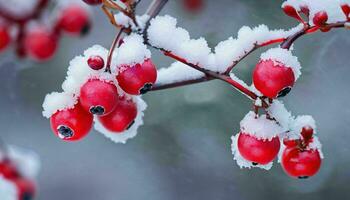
[105,27,125,73]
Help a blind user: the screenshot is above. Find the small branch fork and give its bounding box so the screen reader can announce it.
[101,0,348,107]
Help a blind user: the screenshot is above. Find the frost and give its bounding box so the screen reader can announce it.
[42,92,77,118]
[308,136,324,159]
[156,62,205,85]
[290,115,316,137]
[0,175,17,200]
[260,47,302,80]
[231,134,273,170]
[94,96,147,144]
[266,100,293,131]
[114,13,150,30]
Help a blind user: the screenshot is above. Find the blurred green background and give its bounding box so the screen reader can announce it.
[0,0,350,199]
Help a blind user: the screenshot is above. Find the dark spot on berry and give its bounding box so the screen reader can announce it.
[126,120,135,130]
[252,162,258,166]
[81,23,91,36]
[90,106,105,115]
[57,125,73,139]
[298,176,309,179]
[140,83,153,94]
[277,87,291,98]
[22,193,33,200]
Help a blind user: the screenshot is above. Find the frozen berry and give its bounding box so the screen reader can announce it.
[117,59,157,95]
[282,5,303,22]
[88,55,104,70]
[57,5,90,35]
[50,102,93,141]
[341,4,350,19]
[313,11,328,27]
[24,28,58,61]
[80,79,119,116]
[0,25,11,52]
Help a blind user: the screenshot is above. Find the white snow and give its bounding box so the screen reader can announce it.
[114,13,150,30]
[156,62,205,85]
[260,47,302,80]
[42,92,77,118]
[266,100,293,131]
[308,136,324,158]
[94,96,147,144]
[0,175,17,200]
[0,0,38,17]
[240,111,284,140]
[231,134,273,170]
[290,115,316,137]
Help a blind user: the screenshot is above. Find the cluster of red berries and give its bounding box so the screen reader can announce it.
[0,160,35,200]
[0,2,90,61]
[50,54,157,141]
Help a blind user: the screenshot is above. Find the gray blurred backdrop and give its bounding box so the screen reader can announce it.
[1,0,350,199]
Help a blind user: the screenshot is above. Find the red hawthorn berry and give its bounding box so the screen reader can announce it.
[50,102,93,141]
[253,59,295,98]
[82,0,102,5]
[283,139,299,147]
[237,133,281,165]
[98,96,137,132]
[58,5,90,35]
[14,178,36,200]
[282,5,303,22]
[24,28,58,61]
[0,161,19,180]
[341,4,350,19]
[88,55,105,70]
[183,0,203,12]
[0,25,10,52]
[281,147,321,179]
[80,79,119,116]
[117,59,157,95]
[313,11,328,27]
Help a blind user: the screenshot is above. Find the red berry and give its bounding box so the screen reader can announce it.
[300,6,310,17]
[237,133,281,165]
[24,28,58,61]
[80,79,119,116]
[283,139,299,147]
[14,178,36,200]
[341,4,350,19]
[58,5,90,35]
[117,59,157,95]
[281,147,321,178]
[0,25,10,52]
[0,161,19,180]
[301,126,314,142]
[253,59,295,98]
[98,96,137,132]
[82,0,102,5]
[88,55,104,70]
[183,0,203,12]
[50,102,93,141]
[313,11,328,27]
[282,5,303,22]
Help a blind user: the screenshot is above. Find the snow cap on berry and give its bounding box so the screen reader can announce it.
[42,92,77,118]
[0,175,17,200]
[240,111,284,140]
[260,47,301,80]
[94,96,147,144]
[231,134,273,170]
[308,136,324,158]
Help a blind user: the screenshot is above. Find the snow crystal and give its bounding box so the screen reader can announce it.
[0,175,17,200]
[308,136,324,159]
[42,92,77,118]
[282,0,347,25]
[240,111,284,140]
[94,96,147,144]
[156,62,205,85]
[231,134,273,170]
[266,100,293,131]
[114,13,150,30]
[260,47,302,80]
[7,145,40,179]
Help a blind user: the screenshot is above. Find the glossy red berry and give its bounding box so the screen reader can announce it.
[253,59,295,98]
[24,28,58,61]
[50,102,93,141]
[281,147,321,179]
[80,79,119,116]
[14,178,36,200]
[88,55,104,70]
[58,5,90,35]
[0,161,19,180]
[341,4,350,19]
[183,0,203,12]
[117,59,157,95]
[283,139,299,148]
[82,0,102,5]
[237,133,281,165]
[0,25,11,52]
[313,11,328,27]
[98,96,137,132]
[282,5,303,22]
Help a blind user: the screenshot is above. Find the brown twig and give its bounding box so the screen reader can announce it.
[105,27,126,73]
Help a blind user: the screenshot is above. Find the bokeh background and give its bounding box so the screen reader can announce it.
[1,0,350,199]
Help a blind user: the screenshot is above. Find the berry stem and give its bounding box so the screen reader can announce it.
[105,27,126,73]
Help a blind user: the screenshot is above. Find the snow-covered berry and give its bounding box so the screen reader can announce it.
[98,96,137,132]
[79,79,119,116]
[341,3,350,19]
[313,11,328,27]
[282,4,303,22]
[0,25,11,52]
[50,102,93,141]
[24,28,58,61]
[57,5,90,35]
[117,59,157,95]
[87,55,105,70]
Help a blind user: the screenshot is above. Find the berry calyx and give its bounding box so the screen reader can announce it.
[50,102,93,141]
[313,11,328,27]
[117,59,157,95]
[0,25,11,52]
[57,5,90,35]
[88,55,105,70]
[237,133,281,165]
[80,79,119,116]
[82,0,102,5]
[281,147,321,178]
[98,96,137,132]
[24,28,58,61]
[253,59,295,98]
